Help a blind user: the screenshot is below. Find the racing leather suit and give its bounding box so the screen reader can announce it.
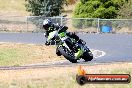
[44,24,84,46]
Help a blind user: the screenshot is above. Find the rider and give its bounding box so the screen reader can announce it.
[42,19,85,47]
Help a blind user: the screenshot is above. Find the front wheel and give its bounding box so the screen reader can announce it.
[82,50,93,62]
[58,46,77,63]
[56,46,61,56]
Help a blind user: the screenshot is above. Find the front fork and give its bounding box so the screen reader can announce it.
[63,41,85,60]
[75,44,85,59]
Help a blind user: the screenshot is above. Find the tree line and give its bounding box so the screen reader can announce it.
[25,0,132,19]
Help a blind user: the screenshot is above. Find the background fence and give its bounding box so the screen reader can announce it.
[0,16,132,33]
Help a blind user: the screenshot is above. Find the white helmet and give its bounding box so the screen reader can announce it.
[43,19,52,30]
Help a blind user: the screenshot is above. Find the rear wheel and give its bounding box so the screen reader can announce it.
[82,50,93,62]
[58,46,77,63]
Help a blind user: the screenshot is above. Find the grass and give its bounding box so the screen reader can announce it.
[0,42,98,66]
[0,43,64,66]
[0,0,29,16]
[0,0,25,10]
[0,0,26,11]
[0,63,132,88]
[0,48,23,66]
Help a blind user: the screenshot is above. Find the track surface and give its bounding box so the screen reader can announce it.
[0,33,132,64]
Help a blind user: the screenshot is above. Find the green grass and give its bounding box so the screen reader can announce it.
[0,48,30,66]
[0,43,64,66]
[0,43,41,66]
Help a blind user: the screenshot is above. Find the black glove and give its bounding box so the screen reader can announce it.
[44,32,48,38]
[45,41,50,46]
[78,39,86,45]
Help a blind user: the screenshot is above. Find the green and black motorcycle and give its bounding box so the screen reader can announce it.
[46,26,93,63]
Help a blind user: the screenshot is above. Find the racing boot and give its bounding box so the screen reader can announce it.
[75,48,84,60]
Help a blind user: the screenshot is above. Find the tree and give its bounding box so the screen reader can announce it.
[73,0,127,19]
[25,0,66,16]
[66,0,77,5]
[118,0,132,19]
[72,0,128,29]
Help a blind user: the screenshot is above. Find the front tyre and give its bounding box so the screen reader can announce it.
[58,46,77,63]
[56,46,61,56]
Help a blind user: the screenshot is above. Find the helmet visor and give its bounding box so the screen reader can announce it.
[43,24,49,30]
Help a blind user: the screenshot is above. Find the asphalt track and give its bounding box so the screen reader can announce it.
[0,33,132,66]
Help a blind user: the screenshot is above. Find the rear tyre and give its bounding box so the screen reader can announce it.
[58,46,77,63]
[82,50,93,62]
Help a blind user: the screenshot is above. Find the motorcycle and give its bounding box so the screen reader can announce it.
[45,26,93,63]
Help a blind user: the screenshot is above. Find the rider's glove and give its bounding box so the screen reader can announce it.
[45,41,50,46]
[78,39,86,45]
[44,33,48,38]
